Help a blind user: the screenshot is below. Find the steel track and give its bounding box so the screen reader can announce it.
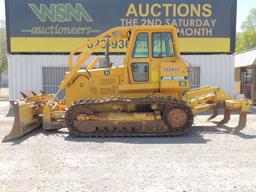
[65,97,194,137]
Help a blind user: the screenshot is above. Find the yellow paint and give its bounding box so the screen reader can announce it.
[6,26,250,140]
[183,86,250,114]
[10,37,231,53]
[11,37,86,52]
[63,26,188,106]
[87,56,100,70]
[179,38,230,52]
[151,70,159,82]
[17,26,246,116]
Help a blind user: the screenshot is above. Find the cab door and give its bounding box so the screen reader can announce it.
[125,31,159,93]
[150,31,176,84]
[129,32,150,83]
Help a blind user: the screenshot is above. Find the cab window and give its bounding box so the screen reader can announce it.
[152,32,174,58]
[132,33,149,58]
[131,63,149,82]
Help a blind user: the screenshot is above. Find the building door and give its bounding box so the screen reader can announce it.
[241,67,256,104]
[42,67,68,99]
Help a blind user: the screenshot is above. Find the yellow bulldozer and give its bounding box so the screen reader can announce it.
[3,26,250,141]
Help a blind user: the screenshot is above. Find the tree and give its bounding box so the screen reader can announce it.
[0,28,7,89]
[236,8,256,53]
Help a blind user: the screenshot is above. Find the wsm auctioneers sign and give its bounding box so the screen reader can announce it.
[5,0,237,54]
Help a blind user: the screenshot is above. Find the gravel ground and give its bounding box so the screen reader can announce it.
[0,101,256,192]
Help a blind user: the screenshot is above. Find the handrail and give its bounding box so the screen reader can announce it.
[68,27,129,70]
[60,27,130,91]
[87,57,100,70]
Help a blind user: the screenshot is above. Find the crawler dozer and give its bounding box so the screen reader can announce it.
[3,26,250,141]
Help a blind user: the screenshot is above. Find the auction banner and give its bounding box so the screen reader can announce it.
[5,0,237,54]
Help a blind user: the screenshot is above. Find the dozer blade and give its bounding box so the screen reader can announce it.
[216,109,231,126]
[207,107,219,121]
[2,101,42,142]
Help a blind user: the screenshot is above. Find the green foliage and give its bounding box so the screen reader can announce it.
[236,8,256,53]
[0,28,7,87]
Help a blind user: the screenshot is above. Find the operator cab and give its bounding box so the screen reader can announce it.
[121,26,189,95]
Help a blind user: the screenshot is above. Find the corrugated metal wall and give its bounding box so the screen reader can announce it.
[8,55,67,100]
[8,54,234,100]
[183,55,234,95]
[42,67,69,99]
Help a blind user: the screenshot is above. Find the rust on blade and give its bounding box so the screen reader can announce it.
[2,101,42,142]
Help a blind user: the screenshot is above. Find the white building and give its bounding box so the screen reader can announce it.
[235,49,256,104]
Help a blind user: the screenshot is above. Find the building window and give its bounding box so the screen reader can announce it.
[132,33,149,58]
[152,32,174,58]
[42,67,68,99]
[188,67,200,89]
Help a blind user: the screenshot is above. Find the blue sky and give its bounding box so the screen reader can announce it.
[237,0,256,31]
[0,0,255,32]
